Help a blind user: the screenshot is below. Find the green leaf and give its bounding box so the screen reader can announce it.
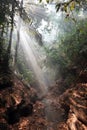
[46,0,49,3]
[39,0,42,3]
[70,1,75,11]
[63,6,67,12]
[56,4,61,12]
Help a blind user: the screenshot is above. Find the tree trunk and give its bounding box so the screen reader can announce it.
[5,0,15,70]
[14,0,23,67]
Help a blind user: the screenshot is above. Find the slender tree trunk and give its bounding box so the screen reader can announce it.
[5,0,15,69]
[14,0,23,67]
[0,25,4,38]
[6,22,9,40]
[0,26,4,70]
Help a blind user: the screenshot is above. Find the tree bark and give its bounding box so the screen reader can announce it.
[14,0,23,67]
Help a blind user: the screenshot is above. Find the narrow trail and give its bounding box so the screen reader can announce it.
[16,21,62,129]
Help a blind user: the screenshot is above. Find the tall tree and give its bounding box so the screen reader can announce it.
[0,0,28,71]
[6,0,15,68]
[15,0,23,67]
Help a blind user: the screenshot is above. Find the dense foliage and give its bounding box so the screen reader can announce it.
[45,18,87,85]
[0,0,26,71]
[40,0,87,11]
[0,0,17,69]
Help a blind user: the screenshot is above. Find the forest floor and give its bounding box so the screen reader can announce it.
[0,70,87,130]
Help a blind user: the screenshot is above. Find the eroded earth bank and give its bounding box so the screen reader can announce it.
[0,70,87,130]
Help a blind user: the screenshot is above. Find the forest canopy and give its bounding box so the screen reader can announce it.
[40,0,87,12]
